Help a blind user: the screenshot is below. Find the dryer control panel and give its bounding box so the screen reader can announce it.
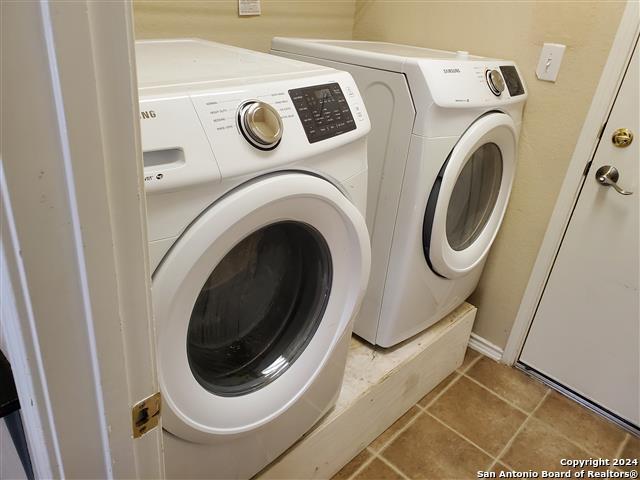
[289,83,356,143]
[416,59,528,108]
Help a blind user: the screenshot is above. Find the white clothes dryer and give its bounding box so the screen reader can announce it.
[271,39,527,347]
[136,39,371,479]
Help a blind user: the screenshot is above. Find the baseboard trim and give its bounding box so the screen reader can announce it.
[468,332,503,362]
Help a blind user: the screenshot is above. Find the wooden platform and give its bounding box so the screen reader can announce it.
[259,302,476,479]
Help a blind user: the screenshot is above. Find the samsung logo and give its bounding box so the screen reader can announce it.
[140,110,156,120]
[443,68,461,74]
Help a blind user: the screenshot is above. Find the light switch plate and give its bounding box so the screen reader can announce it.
[536,43,566,82]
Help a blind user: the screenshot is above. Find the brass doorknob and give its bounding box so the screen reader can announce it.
[612,128,633,148]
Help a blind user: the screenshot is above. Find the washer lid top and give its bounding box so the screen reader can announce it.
[136,38,330,91]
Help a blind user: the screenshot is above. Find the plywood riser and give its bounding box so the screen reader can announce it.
[259,304,476,479]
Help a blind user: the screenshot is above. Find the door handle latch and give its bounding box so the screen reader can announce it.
[595,165,633,195]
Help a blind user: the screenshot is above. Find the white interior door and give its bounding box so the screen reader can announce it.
[520,42,639,428]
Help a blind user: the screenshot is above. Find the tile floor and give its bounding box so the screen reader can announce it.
[333,349,639,480]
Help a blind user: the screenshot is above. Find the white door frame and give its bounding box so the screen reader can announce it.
[1,1,163,477]
[503,0,640,365]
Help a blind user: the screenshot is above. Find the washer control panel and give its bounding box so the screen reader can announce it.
[178,72,369,179]
[289,83,356,143]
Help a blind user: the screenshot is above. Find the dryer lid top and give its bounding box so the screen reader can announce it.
[136,38,331,91]
[271,38,493,72]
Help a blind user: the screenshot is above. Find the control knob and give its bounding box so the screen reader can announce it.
[238,101,283,150]
[486,69,505,96]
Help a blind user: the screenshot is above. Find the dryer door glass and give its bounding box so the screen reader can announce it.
[186,221,332,397]
[423,113,517,279]
[446,142,503,251]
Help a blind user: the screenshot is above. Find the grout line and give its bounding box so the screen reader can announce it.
[486,458,500,472]
[421,373,462,409]
[350,354,552,479]
[423,410,498,462]
[367,408,424,454]
[342,366,466,480]
[499,389,618,468]
[366,370,465,456]
[536,420,614,461]
[440,358,624,469]
[465,364,629,460]
[344,406,425,480]
[491,389,551,471]
[372,450,411,480]
[529,398,624,460]
[614,434,630,459]
[462,372,533,417]
[492,461,513,473]
[457,350,483,374]
[343,449,377,480]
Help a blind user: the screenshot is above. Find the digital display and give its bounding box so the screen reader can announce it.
[499,65,525,97]
[315,88,333,101]
[289,83,356,143]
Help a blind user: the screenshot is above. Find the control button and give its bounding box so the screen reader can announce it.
[288,82,357,143]
[237,101,283,150]
[486,69,505,96]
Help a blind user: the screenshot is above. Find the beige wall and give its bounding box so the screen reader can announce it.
[133,0,355,52]
[353,1,624,348]
[132,1,625,350]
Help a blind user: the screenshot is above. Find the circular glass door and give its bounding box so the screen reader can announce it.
[424,113,517,279]
[187,221,332,397]
[446,142,503,251]
[152,172,370,441]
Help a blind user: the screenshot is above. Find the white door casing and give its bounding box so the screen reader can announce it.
[153,173,371,443]
[1,0,163,477]
[428,113,517,279]
[520,43,639,427]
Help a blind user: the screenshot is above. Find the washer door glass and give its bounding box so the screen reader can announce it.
[446,142,503,251]
[187,221,332,397]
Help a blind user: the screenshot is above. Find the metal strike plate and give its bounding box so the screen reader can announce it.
[132,392,161,439]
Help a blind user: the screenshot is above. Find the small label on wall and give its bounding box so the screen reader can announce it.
[239,0,261,16]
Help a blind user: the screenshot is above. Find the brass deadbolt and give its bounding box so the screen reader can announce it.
[612,128,633,148]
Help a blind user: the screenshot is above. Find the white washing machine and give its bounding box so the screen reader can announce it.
[136,39,371,479]
[271,39,527,347]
